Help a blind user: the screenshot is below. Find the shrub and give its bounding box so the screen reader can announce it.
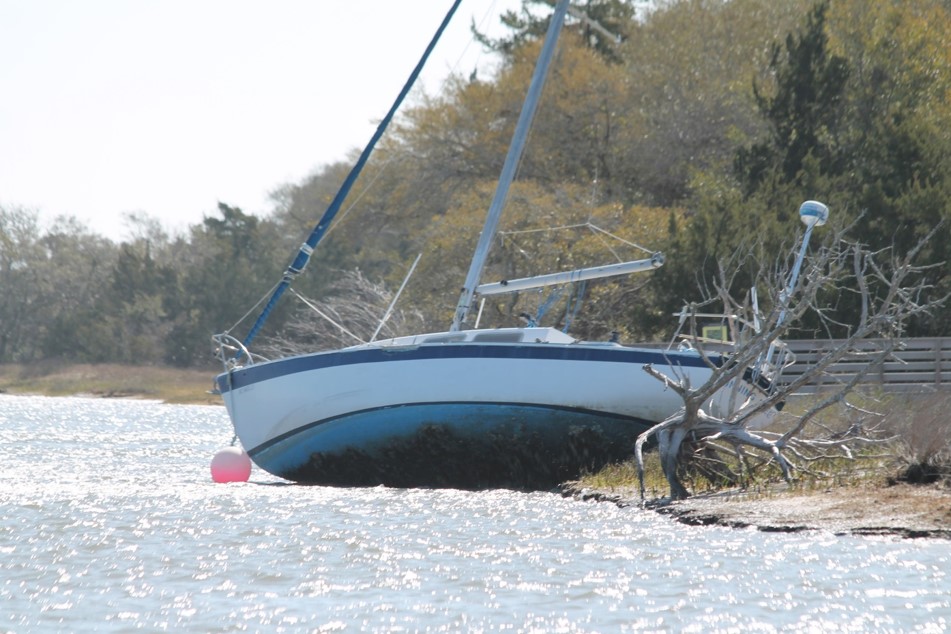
[883,392,951,485]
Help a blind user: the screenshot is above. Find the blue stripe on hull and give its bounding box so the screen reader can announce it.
[249,402,652,490]
[217,343,711,394]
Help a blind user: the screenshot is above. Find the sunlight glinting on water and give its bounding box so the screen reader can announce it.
[2,395,949,632]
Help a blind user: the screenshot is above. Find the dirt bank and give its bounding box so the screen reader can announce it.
[563,481,951,539]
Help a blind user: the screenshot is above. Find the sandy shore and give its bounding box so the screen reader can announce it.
[562,482,951,539]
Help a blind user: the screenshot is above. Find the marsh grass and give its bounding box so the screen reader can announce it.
[0,363,220,405]
[576,446,899,501]
[574,391,940,498]
[577,454,669,497]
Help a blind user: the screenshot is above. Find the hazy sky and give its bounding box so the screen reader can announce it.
[0,0,520,240]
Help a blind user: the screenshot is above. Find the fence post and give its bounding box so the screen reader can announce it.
[937,338,943,388]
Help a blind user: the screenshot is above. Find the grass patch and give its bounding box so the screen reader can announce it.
[575,391,951,499]
[0,363,222,405]
[575,448,897,502]
[574,453,670,498]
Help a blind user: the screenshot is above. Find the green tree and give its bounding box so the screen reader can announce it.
[36,219,118,361]
[611,0,813,206]
[104,242,178,362]
[734,1,850,197]
[0,209,117,362]
[671,0,951,337]
[0,207,46,361]
[473,0,636,64]
[169,203,284,366]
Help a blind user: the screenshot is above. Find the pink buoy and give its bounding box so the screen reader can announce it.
[211,447,252,483]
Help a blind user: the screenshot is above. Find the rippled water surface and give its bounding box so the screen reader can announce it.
[2,394,949,632]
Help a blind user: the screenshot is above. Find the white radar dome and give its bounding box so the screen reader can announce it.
[799,200,829,227]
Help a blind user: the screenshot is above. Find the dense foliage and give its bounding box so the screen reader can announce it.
[2,0,949,368]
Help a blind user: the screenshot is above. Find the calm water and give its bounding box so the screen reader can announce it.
[1,395,948,632]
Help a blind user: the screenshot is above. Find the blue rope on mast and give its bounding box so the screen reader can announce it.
[238,0,463,353]
[563,280,586,333]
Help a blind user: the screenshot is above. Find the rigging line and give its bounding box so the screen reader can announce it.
[414,2,567,312]
[498,232,533,261]
[498,222,591,235]
[237,0,463,353]
[585,223,655,254]
[314,0,508,251]
[226,278,284,335]
[496,223,589,261]
[281,148,403,240]
[452,0,504,76]
[498,221,653,264]
[387,3,510,298]
[498,222,652,253]
[322,154,396,241]
[371,252,423,343]
[289,288,367,345]
[587,224,625,263]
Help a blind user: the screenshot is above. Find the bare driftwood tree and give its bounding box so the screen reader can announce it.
[257,268,426,358]
[637,209,946,501]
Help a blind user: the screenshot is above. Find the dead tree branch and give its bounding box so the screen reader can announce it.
[258,268,426,358]
[636,207,945,501]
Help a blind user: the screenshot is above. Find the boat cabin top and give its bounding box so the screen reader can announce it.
[359,327,578,349]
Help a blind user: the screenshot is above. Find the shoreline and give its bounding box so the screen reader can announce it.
[3,363,949,538]
[561,481,951,539]
[0,363,221,405]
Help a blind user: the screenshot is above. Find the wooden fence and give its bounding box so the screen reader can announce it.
[779,338,951,392]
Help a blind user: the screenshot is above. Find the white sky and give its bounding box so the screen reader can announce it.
[0,0,521,241]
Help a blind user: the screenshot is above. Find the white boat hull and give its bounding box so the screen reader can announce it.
[216,333,776,489]
[210,0,786,491]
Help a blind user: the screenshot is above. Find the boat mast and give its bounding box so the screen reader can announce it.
[449,0,572,332]
[232,0,463,356]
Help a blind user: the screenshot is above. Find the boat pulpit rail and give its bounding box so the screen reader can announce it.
[213,333,265,370]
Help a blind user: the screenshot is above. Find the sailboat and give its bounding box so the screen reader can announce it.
[212,0,786,490]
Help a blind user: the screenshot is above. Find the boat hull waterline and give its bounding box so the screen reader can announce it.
[216,336,772,490]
